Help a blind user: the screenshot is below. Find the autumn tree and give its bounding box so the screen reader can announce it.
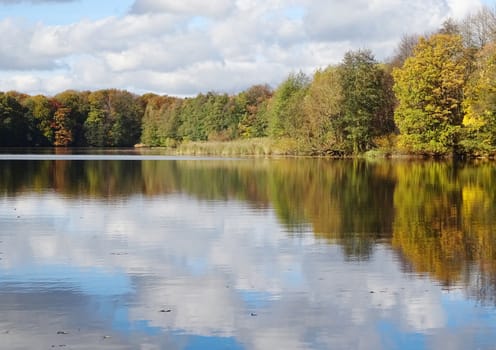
[303,66,344,154]
[52,104,73,146]
[54,90,90,146]
[141,94,169,146]
[237,84,272,138]
[462,42,496,155]
[393,34,470,155]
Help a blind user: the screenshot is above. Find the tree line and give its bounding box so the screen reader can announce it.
[0,89,144,147]
[2,7,496,157]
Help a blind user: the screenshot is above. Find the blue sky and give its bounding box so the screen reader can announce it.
[0,0,490,95]
[0,0,134,24]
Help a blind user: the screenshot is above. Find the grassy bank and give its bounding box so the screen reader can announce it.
[157,138,300,156]
[139,136,495,159]
[141,136,400,158]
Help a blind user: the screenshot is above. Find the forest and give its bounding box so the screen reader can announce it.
[2,7,496,157]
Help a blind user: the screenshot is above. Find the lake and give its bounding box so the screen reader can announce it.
[1,150,496,349]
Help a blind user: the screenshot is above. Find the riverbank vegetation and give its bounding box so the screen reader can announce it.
[2,7,496,157]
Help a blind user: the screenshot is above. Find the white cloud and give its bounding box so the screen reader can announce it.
[447,0,483,19]
[0,0,485,96]
[131,0,235,17]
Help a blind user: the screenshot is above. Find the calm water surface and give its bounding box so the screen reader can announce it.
[1,150,496,349]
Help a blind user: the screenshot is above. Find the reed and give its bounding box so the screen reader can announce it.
[172,138,299,156]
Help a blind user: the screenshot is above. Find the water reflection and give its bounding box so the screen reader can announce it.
[392,161,496,303]
[1,156,496,349]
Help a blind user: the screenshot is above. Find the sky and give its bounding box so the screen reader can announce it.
[0,0,490,96]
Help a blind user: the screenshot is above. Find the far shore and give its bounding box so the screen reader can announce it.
[133,138,495,160]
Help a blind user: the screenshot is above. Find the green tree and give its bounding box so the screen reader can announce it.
[204,92,231,141]
[393,34,470,155]
[267,72,309,139]
[84,89,143,147]
[22,95,55,146]
[110,90,143,146]
[0,92,28,146]
[339,50,392,153]
[160,99,183,144]
[178,94,209,141]
[142,95,168,146]
[141,95,182,146]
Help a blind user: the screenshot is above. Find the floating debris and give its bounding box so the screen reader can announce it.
[103,335,112,339]
[56,331,69,335]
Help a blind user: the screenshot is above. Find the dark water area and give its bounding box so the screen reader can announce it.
[1,150,496,349]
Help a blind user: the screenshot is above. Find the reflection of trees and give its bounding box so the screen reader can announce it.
[267,159,395,260]
[3,157,496,298]
[143,158,396,261]
[0,158,396,261]
[0,159,143,198]
[392,161,496,304]
[0,160,56,195]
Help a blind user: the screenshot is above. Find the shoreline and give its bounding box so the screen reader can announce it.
[135,139,496,160]
[1,140,494,160]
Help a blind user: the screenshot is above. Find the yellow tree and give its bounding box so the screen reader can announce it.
[393,34,470,155]
[303,66,344,154]
[462,42,496,156]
